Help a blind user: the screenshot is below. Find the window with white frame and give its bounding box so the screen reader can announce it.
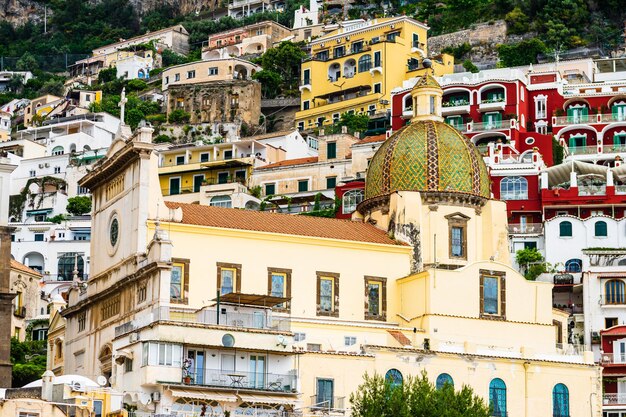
[535,121,548,135]
[535,95,547,119]
[142,342,183,367]
[342,189,364,214]
[210,195,232,208]
[294,332,306,342]
[500,176,528,200]
[344,336,357,346]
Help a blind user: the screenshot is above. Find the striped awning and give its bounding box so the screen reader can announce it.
[170,389,238,403]
[542,160,608,188]
[237,393,298,405]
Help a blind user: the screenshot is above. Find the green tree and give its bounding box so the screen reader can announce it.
[15,52,38,71]
[350,371,490,417]
[11,338,47,387]
[66,196,92,216]
[516,247,545,280]
[552,137,564,165]
[463,60,479,73]
[252,70,282,99]
[98,67,118,84]
[497,38,547,67]
[161,49,188,68]
[168,109,191,124]
[505,7,530,35]
[339,112,369,133]
[38,79,65,97]
[259,41,306,94]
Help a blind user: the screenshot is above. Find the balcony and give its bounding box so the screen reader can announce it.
[465,120,507,133]
[442,100,470,116]
[566,145,598,156]
[183,370,297,393]
[115,300,290,338]
[507,223,543,235]
[578,184,606,196]
[13,306,26,318]
[478,97,506,112]
[310,395,346,411]
[299,78,311,92]
[601,353,626,365]
[603,144,626,154]
[604,393,626,405]
[599,295,626,306]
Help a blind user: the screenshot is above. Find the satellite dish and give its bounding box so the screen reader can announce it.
[139,392,152,406]
[71,381,84,392]
[97,375,108,387]
[276,335,287,347]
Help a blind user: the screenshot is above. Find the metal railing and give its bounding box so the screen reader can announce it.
[603,393,626,405]
[578,185,606,196]
[567,145,598,155]
[13,306,26,318]
[603,144,626,153]
[601,353,626,364]
[183,370,296,392]
[115,306,290,337]
[468,121,504,132]
[507,223,543,234]
[309,395,346,411]
[599,295,626,306]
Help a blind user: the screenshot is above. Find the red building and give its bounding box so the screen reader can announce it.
[600,326,626,411]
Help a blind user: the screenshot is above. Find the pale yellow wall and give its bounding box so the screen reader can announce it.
[298,349,600,417]
[162,59,260,90]
[0,399,67,417]
[157,222,412,320]
[251,160,350,196]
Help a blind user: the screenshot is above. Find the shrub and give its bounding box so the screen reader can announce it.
[168,109,191,124]
[66,196,92,216]
[154,134,172,143]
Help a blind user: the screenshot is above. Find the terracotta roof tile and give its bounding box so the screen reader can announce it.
[356,134,387,145]
[11,259,42,276]
[241,130,297,141]
[165,202,405,246]
[257,156,319,169]
[388,330,412,346]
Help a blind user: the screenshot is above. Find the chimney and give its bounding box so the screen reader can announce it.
[41,370,55,401]
[0,156,17,388]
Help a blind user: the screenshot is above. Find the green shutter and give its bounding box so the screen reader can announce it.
[327,142,337,159]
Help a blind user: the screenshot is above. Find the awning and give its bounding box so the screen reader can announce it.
[237,393,298,405]
[541,160,608,188]
[201,158,253,169]
[170,389,238,403]
[26,209,53,215]
[314,85,371,101]
[213,292,290,307]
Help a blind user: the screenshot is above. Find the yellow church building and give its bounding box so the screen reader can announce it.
[57,76,600,417]
[295,16,453,131]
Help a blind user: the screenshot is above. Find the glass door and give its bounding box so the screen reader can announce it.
[249,355,266,389]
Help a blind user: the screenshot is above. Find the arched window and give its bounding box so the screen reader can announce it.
[385,369,403,388]
[552,383,569,417]
[342,189,364,214]
[358,55,372,72]
[404,94,413,112]
[595,221,608,237]
[564,259,582,273]
[57,253,84,281]
[52,146,64,156]
[489,378,507,417]
[559,221,572,237]
[435,373,454,390]
[500,176,528,200]
[605,280,625,304]
[209,195,232,208]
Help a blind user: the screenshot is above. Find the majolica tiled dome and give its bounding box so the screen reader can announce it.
[365,120,491,200]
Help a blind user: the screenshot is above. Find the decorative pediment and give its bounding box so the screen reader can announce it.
[444,212,471,222]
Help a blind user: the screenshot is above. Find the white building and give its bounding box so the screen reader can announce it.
[115,54,153,80]
[293,0,321,29]
[1,113,119,298]
[0,71,33,92]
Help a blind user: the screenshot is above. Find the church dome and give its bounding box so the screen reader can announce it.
[364,120,491,201]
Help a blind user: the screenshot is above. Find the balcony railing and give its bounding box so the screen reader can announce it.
[567,145,598,155]
[507,223,542,234]
[309,395,346,410]
[13,306,26,318]
[554,113,626,126]
[604,393,626,405]
[603,144,626,153]
[599,295,626,306]
[184,370,297,392]
[578,185,606,196]
[601,353,626,365]
[467,121,504,132]
[115,306,290,337]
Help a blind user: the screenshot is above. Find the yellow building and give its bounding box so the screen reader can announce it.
[58,76,600,417]
[295,16,453,130]
[24,95,64,127]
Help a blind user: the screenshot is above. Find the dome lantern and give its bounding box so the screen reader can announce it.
[410,72,443,123]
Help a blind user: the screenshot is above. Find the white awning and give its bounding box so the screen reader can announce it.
[170,389,238,403]
[237,394,298,405]
[542,160,608,187]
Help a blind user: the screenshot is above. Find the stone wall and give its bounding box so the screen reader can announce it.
[428,20,535,67]
[166,80,262,128]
